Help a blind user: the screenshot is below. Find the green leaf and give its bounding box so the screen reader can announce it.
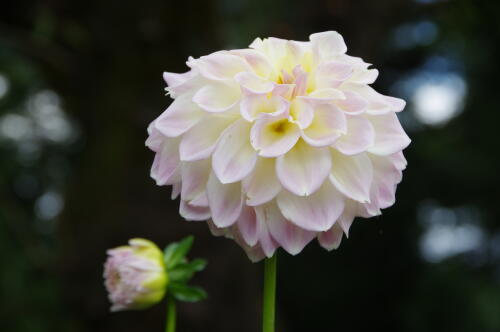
[164,235,194,269]
[169,258,207,283]
[169,283,207,302]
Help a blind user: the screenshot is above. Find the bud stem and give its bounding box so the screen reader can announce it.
[262,253,277,332]
[165,295,176,332]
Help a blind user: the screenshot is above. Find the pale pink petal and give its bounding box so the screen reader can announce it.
[315,61,353,89]
[276,140,331,196]
[192,82,240,112]
[369,153,404,209]
[367,113,411,155]
[257,203,315,255]
[179,116,235,161]
[330,150,373,203]
[302,104,346,147]
[234,71,275,94]
[310,31,347,61]
[212,120,258,184]
[334,91,368,115]
[145,120,163,152]
[179,200,211,221]
[207,172,244,228]
[191,52,251,81]
[155,94,205,137]
[318,224,344,251]
[277,182,345,232]
[254,209,279,258]
[229,49,274,79]
[292,65,309,96]
[250,113,301,157]
[171,182,181,200]
[272,84,296,99]
[289,99,314,129]
[180,159,210,201]
[240,94,289,122]
[334,115,375,155]
[150,138,181,186]
[236,205,260,247]
[300,88,345,105]
[242,157,282,206]
[163,70,195,88]
[342,83,402,115]
[349,68,379,84]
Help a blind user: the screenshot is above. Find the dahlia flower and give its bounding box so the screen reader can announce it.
[104,238,168,311]
[147,31,410,262]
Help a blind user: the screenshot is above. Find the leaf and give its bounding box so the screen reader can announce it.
[164,235,194,269]
[169,283,207,303]
[168,258,207,282]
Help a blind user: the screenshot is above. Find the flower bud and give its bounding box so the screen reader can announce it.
[104,238,168,311]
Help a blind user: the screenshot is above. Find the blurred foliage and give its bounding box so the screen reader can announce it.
[1,0,500,331]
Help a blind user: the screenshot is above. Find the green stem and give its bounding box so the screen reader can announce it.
[262,253,277,332]
[165,295,176,332]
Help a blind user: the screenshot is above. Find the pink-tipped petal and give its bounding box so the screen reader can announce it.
[367,113,411,155]
[277,182,345,232]
[242,157,282,206]
[212,120,257,184]
[302,104,346,147]
[155,95,205,137]
[330,150,373,203]
[276,140,331,196]
[237,205,260,247]
[179,116,235,161]
[318,224,344,251]
[257,203,315,255]
[207,172,244,228]
[334,115,375,155]
[150,138,181,186]
[179,200,211,221]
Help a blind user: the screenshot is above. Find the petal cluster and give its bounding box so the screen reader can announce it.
[104,239,168,311]
[147,31,410,262]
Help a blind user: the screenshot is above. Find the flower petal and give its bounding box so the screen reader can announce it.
[310,31,347,61]
[207,172,244,228]
[334,91,368,115]
[155,94,205,137]
[315,61,353,89]
[240,94,289,122]
[330,150,373,203]
[250,113,301,157]
[179,116,235,161]
[192,82,240,113]
[277,182,345,232]
[257,203,315,255]
[318,224,344,251]
[334,115,375,155]
[242,157,282,206]
[235,71,275,94]
[367,113,411,155]
[236,205,260,247]
[212,120,257,183]
[181,159,210,202]
[191,52,251,81]
[276,140,331,196]
[179,200,211,221]
[150,138,181,185]
[302,104,346,147]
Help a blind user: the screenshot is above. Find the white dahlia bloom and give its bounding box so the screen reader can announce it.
[147,31,410,262]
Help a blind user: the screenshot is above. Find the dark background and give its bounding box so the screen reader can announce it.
[1,0,500,331]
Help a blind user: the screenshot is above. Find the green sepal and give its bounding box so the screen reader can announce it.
[163,235,194,269]
[169,282,208,303]
[169,259,207,283]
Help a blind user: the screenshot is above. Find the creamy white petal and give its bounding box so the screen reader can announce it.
[276,140,331,196]
[212,120,257,184]
[330,150,373,203]
[334,115,375,155]
[302,104,346,147]
[181,159,211,201]
[277,182,344,232]
[207,172,243,228]
[257,203,315,255]
[236,205,260,247]
[250,113,301,157]
[179,200,211,221]
[192,82,240,113]
[192,52,251,81]
[367,113,411,155]
[179,116,235,161]
[242,157,282,206]
[318,224,344,251]
[150,138,181,185]
[155,94,205,137]
[310,31,347,61]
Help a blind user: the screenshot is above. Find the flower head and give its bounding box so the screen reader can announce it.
[147,31,410,261]
[104,238,168,311]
